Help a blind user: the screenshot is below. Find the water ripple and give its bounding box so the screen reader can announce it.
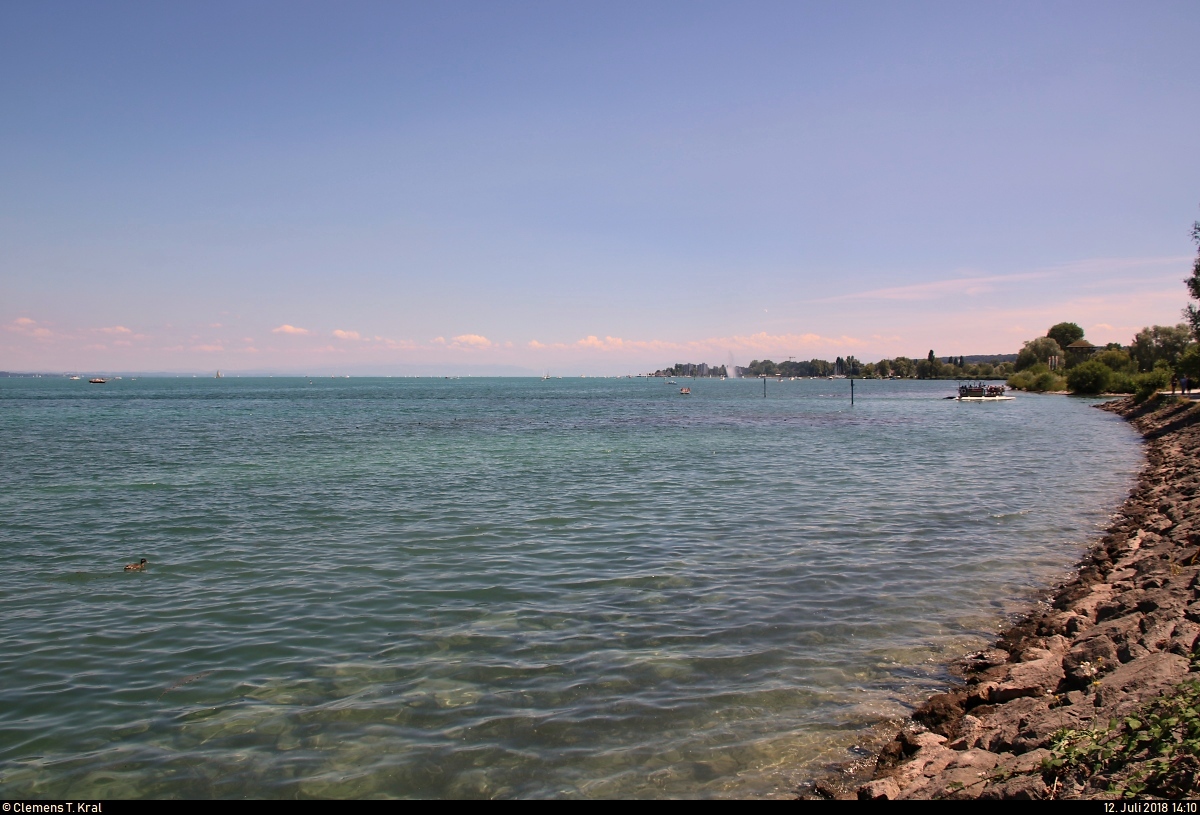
[0,379,1140,797]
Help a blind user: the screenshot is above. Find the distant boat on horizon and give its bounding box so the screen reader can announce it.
[215,370,223,379]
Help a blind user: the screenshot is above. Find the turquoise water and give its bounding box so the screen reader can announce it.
[0,377,1141,798]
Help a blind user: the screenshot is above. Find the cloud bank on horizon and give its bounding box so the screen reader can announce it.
[2,3,1198,374]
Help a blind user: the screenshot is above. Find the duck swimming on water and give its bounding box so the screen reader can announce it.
[124,558,148,571]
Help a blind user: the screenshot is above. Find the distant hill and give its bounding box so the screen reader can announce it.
[959,354,1018,364]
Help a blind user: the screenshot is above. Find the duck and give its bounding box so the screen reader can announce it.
[124,558,148,572]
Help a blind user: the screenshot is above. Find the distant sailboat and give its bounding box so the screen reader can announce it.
[215,370,223,379]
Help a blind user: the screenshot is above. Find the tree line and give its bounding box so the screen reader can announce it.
[1009,217,1200,397]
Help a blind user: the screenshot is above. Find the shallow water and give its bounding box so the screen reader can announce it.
[0,377,1141,798]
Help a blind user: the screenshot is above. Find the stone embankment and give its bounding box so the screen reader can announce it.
[829,395,1200,800]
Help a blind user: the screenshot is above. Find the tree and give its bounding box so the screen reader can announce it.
[1093,348,1136,374]
[892,356,916,378]
[1015,337,1064,371]
[1047,322,1085,350]
[1130,325,1192,372]
[1066,360,1112,395]
[1179,345,1200,382]
[1185,219,1200,341]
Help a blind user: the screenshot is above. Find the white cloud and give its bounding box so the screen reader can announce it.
[451,334,491,348]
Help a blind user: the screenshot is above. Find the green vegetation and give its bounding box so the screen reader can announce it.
[1015,337,1065,372]
[739,355,1011,380]
[1008,363,1067,393]
[745,357,856,377]
[1185,219,1200,341]
[1044,678,1200,798]
[1065,360,1112,395]
[1010,315,1198,399]
[651,363,728,377]
[1047,322,1085,350]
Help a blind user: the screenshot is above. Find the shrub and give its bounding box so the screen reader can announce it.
[1031,371,1067,392]
[1133,367,1170,402]
[1094,348,1137,374]
[1108,372,1137,394]
[1009,363,1066,392]
[1067,360,1112,394]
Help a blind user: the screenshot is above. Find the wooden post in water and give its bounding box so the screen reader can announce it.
[763,377,766,398]
[851,378,855,405]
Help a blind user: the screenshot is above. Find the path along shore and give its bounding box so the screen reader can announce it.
[804,394,1200,800]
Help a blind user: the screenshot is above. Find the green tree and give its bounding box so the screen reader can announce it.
[1066,360,1112,395]
[1093,348,1136,374]
[1185,219,1200,340]
[1046,322,1085,350]
[1130,325,1192,372]
[892,356,916,378]
[1015,337,1064,371]
[1178,345,1200,382]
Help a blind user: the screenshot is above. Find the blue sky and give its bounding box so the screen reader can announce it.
[2,1,1198,374]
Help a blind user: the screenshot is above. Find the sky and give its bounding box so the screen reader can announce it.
[2,1,1199,375]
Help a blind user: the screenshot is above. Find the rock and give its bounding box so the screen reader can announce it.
[1063,636,1118,688]
[947,714,984,750]
[974,697,1051,753]
[990,655,1064,702]
[912,693,967,736]
[1093,651,1191,716]
[1169,619,1200,655]
[857,778,900,801]
[1068,584,1115,619]
[979,773,1047,800]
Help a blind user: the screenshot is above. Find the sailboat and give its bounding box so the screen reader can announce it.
[215,370,223,379]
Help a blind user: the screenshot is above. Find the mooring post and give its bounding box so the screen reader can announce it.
[851,378,855,405]
[763,377,766,398]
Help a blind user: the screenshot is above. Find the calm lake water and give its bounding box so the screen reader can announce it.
[0,377,1141,798]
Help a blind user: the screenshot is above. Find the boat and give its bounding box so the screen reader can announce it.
[679,387,691,395]
[68,375,80,380]
[215,370,223,379]
[955,381,1014,401]
[88,378,106,384]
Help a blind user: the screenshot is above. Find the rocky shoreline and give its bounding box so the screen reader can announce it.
[802,394,1200,800]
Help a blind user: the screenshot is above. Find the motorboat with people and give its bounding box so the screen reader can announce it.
[679,387,691,395]
[954,381,1014,401]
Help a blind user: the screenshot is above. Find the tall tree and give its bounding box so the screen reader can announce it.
[1185,219,1200,340]
[1046,322,1085,349]
[1015,337,1064,371]
[1131,325,1192,372]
